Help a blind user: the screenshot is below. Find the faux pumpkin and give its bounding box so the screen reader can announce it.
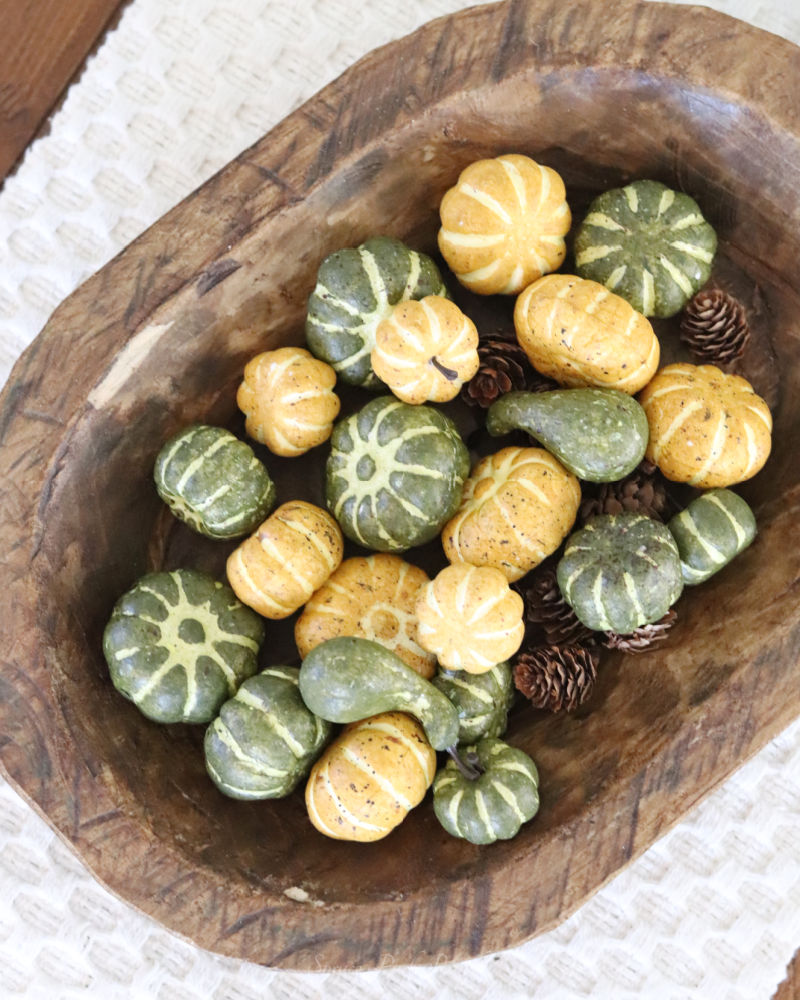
[226,500,343,619]
[153,424,276,539]
[204,667,333,799]
[438,153,571,295]
[432,661,514,744]
[668,488,757,585]
[103,569,265,724]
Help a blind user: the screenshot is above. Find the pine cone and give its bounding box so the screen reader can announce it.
[521,565,595,646]
[513,644,599,712]
[462,333,557,408]
[680,288,750,365]
[603,608,678,653]
[579,461,670,524]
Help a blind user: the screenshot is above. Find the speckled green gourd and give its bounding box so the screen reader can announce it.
[487,389,649,482]
[557,512,684,633]
[668,488,757,585]
[325,395,470,552]
[432,738,540,844]
[154,424,276,539]
[204,667,333,799]
[306,236,449,388]
[574,179,717,318]
[298,636,460,751]
[103,569,265,724]
[432,662,514,744]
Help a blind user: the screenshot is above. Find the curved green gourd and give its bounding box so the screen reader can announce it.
[103,569,265,724]
[325,395,470,552]
[487,388,649,482]
[668,488,757,585]
[432,738,540,844]
[305,235,449,388]
[154,424,276,539]
[432,662,514,744]
[557,512,683,633]
[298,636,460,751]
[204,666,333,799]
[574,179,717,318]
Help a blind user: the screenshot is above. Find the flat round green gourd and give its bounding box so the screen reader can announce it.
[154,424,276,539]
[432,662,514,744]
[557,512,684,633]
[486,388,649,482]
[204,666,333,799]
[668,488,757,585]
[325,395,470,552]
[298,636,460,751]
[103,569,265,724]
[432,738,540,845]
[574,179,717,318]
[305,235,449,388]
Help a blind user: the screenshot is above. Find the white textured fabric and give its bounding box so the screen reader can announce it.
[1,1,799,997]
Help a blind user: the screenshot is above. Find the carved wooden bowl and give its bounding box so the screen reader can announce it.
[2,0,800,971]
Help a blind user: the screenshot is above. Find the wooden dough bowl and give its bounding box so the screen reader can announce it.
[1,0,799,971]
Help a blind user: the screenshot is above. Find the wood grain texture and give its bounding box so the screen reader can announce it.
[2,0,800,972]
[777,953,800,1000]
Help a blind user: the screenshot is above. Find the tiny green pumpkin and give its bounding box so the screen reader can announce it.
[432,662,514,744]
[668,488,757,585]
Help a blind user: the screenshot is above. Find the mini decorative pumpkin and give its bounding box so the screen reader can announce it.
[204,667,333,799]
[305,711,437,842]
[325,395,470,552]
[557,512,684,633]
[438,153,570,295]
[668,488,757,585]
[305,236,449,388]
[371,295,479,404]
[442,447,580,582]
[415,564,525,673]
[103,569,265,724]
[226,500,343,619]
[153,424,276,539]
[514,273,660,394]
[432,661,514,744]
[236,347,340,457]
[637,363,772,487]
[295,554,435,678]
[574,179,718,318]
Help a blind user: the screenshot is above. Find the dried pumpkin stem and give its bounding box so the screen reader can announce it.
[446,745,484,780]
[429,356,460,381]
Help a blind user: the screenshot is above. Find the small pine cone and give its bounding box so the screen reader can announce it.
[680,288,750,365]
[604,608,678,653]
[522,565,595,646]
[579,463,670,524]
[462,333,557,408]
[513,644,599,712]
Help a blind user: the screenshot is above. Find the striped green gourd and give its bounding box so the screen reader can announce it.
[557,512,684,634]
[325,395,470,552]
[574,179,717,318]
[668,488,757,585]
[432,662,514,744]
[305,236,449,388]
[154,424,276,539]
[432,738,540,844]
[204,666,333,799]
[103,569,265,724]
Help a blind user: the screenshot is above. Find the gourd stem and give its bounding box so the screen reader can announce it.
[429,356,459,381]
[446,745,484,780]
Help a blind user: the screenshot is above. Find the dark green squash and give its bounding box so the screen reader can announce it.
[668,488,757,585]
[432,662,514,744]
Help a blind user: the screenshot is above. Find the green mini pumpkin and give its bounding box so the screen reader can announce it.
[325,395,470,552]
[432,662,514,744]
[574,179,717,318]
[305,236,449,388]
[154,424,276,539]
[204,666,333,799]
[668,488,757,585]
[103,569,265,724]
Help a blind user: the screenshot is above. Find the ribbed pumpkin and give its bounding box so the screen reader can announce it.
[432,661,514,744]
[226,500,343,619]
[305,711,436,842]
[371,295,479,404]
[438,153,571,295]
[236,347,340,457]
[442,446,581,581]
[295,554,435,678]
[415,564,525,674]
[204,667,333,799]
[668,488,757,585]
[637,363,773,487]
[514,273,660,394]
[153,424,276,539]
[102,569,265,724]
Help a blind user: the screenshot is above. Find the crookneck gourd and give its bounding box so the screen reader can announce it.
[432,661,514,744]
[668,488,757,585]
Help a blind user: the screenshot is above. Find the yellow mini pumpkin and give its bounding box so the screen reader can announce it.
[438,153,571,295]
[371,296,479,404]
[514,273,660,394]
[226,500,343,619]
[305,711,436,842]
[442,447,581,582]
[638,363,772,487]
[237,347,340,457]
[415,563,525,674]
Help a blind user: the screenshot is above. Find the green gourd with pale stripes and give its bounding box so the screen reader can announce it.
[432,662,514,744]
[103,569,265,724]
[668,488,757,585]
[204,667,333,799]
[574,179,717,318]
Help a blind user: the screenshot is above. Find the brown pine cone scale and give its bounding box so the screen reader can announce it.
[680,287,750,365]
[513,643,599,712]
[603,608,678,653]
